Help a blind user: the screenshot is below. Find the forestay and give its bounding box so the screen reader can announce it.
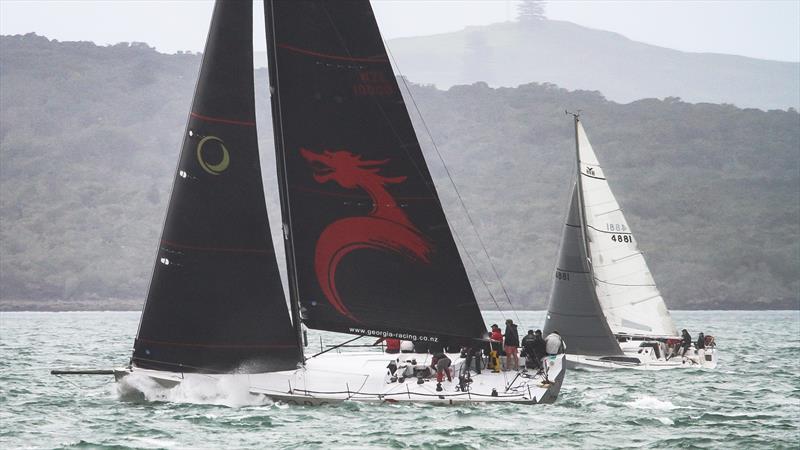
[264,0,486,344]
[133,1,301,373]
[543,184,622,355]
[576,121,678,337]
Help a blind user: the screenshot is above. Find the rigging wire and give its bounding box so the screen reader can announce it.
[382,41,522,325]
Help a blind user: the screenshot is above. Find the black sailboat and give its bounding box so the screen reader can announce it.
[111,0,566,403]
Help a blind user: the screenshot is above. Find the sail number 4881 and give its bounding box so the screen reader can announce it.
[611,234,632,243]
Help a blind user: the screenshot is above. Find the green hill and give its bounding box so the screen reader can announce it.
[1,34,798,310]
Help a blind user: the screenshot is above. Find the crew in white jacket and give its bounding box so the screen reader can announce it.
[545,331,566,356]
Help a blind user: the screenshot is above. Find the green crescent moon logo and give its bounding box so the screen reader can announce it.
[196,136,230,175]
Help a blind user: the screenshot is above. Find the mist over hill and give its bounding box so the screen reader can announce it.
[384,20,799,111]
[1,34,798,311]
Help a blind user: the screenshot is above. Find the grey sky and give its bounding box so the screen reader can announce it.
[0,1,798,62]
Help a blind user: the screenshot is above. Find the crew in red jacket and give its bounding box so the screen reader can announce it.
[375,337,401,354]
[489,324,503,352]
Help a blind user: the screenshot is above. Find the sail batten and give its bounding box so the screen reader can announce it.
[264,0,485,343]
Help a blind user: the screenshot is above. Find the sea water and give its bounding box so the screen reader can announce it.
[1,310,798,449]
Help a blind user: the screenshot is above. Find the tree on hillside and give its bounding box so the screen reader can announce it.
[517,0,546,22]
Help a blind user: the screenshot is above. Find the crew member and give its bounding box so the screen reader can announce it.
[545,330,566,356]
[504,319,520,371]
[488,324,503,372]
[431,353,452,382]
[533,330,547,366]
[680,329,692,356]
[521,330,536,359]
[464,346,482,375]
[489,324,503,353]
[375,337,401,354]
[695,332,706,350]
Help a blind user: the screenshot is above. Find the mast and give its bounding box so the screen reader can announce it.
[570,112,594,278]
[264,0,305,361]
[542,112,622,355]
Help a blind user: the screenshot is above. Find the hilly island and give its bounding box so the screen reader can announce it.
[0,33,797,311]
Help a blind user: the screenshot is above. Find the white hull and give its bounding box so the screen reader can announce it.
[566,347,718,371]
[115,351,565,405]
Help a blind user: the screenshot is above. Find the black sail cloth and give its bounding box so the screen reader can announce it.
[133,0,301,373]
[265,0,486,344]
[543,184,622,356]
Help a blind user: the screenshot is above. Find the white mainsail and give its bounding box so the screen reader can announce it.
[576,121,678,337]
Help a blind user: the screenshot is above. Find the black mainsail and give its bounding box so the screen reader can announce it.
[133,1,301,373]
[265,0,486,343]
[543,184,622,356]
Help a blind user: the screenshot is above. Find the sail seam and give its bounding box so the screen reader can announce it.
[593,206,622,216]
[611,251,643,263]
[594,277,657,287]
[586,225,632,235]
[629,294,662,305]
[580,172,607,181]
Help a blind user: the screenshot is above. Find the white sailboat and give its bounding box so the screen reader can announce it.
[93,0,565,404]
[543,113,717,370]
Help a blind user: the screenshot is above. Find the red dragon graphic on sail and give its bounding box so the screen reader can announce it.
[300,148,432,321]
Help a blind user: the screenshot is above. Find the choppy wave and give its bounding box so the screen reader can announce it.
[2,310,799,449]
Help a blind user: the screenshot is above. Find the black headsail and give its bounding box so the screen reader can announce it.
[133,0,301,373]
[264,0,486,344]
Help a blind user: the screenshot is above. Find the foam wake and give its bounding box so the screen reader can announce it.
[624,395,679,411]
[116,372,272,407]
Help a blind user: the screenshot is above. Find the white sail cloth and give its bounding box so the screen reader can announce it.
[576,121,678,337]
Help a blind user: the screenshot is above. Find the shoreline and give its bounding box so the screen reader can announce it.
[0,302,797,313]
[0,299,144,312]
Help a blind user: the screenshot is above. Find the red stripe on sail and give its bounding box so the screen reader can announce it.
[136,338,297,349]
[277,43,388,63]
[190,112,256,127]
